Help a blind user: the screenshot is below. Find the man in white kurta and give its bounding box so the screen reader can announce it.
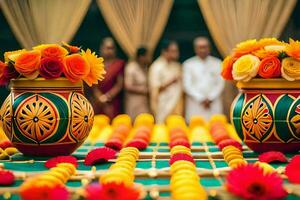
[183,37,224,121]
[149,41,183,123]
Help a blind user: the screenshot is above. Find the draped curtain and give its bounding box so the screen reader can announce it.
[198,0,296,116]
[0,0,91,49]
[97,0,173,58]
[198,0,296,57]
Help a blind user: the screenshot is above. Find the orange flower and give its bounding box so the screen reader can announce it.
[233,39,260,58]
[258,57,281,78]
[81,49,106,86]
[63,54,90,82]
[253,49,280,59]
[286,38,300,60]
[221,56,234,80]
[34,44,68,59]
[62,42,80,53]
[4,49,26,62]
[254,40,286,59]
[257,38,283,48]
[15,50,41,79]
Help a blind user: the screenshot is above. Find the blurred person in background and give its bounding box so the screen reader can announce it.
[183,37,224,121]
[149,40,183,123]
[90,37,125,119]
[125,47,151,119]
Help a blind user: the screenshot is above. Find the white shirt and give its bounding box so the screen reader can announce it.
[183,55,224,102]
[183,55,224,121]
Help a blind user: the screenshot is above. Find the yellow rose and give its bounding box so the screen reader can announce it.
[281,57,300,81]
[232,54,260,82]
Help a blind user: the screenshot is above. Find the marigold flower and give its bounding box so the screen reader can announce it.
[81,49,106,86]
[286,38,300,60]
[233,39,260,58]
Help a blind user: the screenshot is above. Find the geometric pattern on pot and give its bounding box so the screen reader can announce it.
[287,97,300,141]
[0,94,12,140]
[242,94,274,142]
[69,92,94,142]
[274,94,297,143]
[231,93,245,141]
[13,93,69,144]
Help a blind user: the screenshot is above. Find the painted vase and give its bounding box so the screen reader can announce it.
[0,78,94,156]
[231,78,300,153]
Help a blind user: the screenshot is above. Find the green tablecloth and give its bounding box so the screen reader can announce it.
[0,142,298,200]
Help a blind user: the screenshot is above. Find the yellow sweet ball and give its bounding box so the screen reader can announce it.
[170,178,200,189]
[38,174,64,185]
[112,114,132,128]
[100,172,133,186]
[45,171,68,183]
[117,153,137,163]
[170,163,196,174]
[228,158,247,168]
[222,145,242,156]
[171,145,192,156]
[224,153,244,163]
[115,159,136,168]
[189,116,206,130]
[50,167,70,179]
[170,160,195,169]
[0,148,8,160]
[209,114,227,124]
[56,163,76,176]
[171,186,207,200]
[4,147,19,156]
[254,161,275,174]
[134,113,154,128]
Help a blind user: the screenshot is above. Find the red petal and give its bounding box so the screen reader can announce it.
[126,139,148,150]
[285,155,300,184]
[169,153,195,165]
[218,139,242,151]
[84,147,117,166]
[0,170,15,185]
[105,139,123,151]
[45,156,78,169]
[258,151,288,163]
[0,140,13,149]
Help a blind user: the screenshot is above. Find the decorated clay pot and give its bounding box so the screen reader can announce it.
[0,78,94,156]
[231,78,300,153]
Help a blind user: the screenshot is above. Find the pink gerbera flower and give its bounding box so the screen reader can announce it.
[226,164,287,200]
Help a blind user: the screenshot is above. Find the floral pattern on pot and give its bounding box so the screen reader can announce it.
[242,95,273,142]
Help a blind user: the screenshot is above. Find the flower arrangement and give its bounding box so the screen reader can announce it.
[0,43,105,86]
[221,38,300,81]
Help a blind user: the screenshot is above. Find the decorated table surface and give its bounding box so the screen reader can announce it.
[0,114,300,200]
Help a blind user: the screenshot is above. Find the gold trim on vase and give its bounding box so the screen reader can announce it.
[236,78,300,89]
[10,78,83,90]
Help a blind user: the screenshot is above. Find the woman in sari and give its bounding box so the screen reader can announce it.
[89,37,125,119]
